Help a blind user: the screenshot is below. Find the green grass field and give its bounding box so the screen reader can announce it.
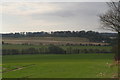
[2,54,118,78]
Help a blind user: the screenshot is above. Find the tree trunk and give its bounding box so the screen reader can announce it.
[118,32,120,80]
[118,32,120,61]
[115,32,120,61]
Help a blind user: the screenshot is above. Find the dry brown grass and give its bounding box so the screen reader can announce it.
[3,37,109,45]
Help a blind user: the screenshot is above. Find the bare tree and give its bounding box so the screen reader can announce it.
[99,1,120,61]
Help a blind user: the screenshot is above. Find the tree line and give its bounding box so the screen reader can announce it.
[2,31,117,43]
[2,45,112,55]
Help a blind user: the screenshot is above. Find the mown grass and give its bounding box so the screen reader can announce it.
[2,54,118,78]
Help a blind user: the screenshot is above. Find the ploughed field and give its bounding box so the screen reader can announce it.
[2,37,108,45]
[2,54,118,78]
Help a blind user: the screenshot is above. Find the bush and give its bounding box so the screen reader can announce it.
[2,49,20,55]
[21,48,38,54]
[48,45,65,54]
[2,41,4,44]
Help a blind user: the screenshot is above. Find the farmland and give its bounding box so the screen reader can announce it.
[1,1,119,78]
[2,37,108,45]
[2,36,118,78]
[2,54,118,78]
[2,44,112,51]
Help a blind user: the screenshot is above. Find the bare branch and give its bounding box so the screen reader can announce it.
[99,1,120,33]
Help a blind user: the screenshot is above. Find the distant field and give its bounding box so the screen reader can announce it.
[2,54,117,78]
[2,37,108,45]
[2,44,112,51]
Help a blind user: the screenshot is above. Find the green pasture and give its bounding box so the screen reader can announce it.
[2,54,118,78]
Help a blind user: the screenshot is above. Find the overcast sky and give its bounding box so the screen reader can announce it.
[1,2,114,33]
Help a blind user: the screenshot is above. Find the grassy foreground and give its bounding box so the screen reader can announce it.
[2,54,118,78]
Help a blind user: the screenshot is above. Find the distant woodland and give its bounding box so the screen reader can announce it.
[2,31,117,44]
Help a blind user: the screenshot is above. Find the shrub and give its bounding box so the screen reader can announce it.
[48,45,65,54]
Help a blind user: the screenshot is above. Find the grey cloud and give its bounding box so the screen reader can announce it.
[28,2,109,31]
[31,2,108,19]
[3,2,111,33]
